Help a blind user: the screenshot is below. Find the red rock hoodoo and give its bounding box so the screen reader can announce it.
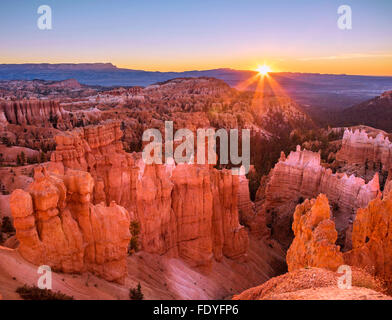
[286,194,344,272]
[49,121,248,268]
[344,185,392,289]
[10,167,131,283]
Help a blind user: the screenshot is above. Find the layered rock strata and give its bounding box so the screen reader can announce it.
[286,194,344,272]
[286,187,392,291]
[344,184,392,289]
[0,99,69,129]
[10,167,131,283]
[49,121,248,267]
[336,128,392,186]
[257,146,380,248]
[336,129,392,170]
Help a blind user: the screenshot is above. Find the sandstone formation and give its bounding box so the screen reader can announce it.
[257,146,380,248]
[237,173,268,238]
[336,128,392,185]
[0,99,69,129]
[284,188,392,292]
[337,129,392,169]
[10,167,131,283]
[286,194,344,272]
[49,121,248,267]
[343,185,392,289]
[237,174,256,226]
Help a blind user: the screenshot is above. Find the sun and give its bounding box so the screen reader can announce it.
[256,64,272,76]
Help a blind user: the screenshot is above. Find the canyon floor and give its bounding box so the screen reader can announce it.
[0,235,284,300]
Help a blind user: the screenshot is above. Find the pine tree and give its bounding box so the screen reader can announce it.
[129,283,144,300]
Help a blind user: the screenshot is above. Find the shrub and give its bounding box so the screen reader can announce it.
[297,196,305,204]
[128,220,141,254]
[129,283,144,300]
[332,202,340,212]
[1,216,15,234]
[16,285,74,300]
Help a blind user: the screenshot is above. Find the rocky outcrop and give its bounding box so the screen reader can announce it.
[336,129,392,187]
[0,99,70,129]
[238,173,268,238]
[233,267,389,300]
[258,146,380,248]
[49,121,248,268]
[285,187,392,292]
[337,129,392,170]
[50,120,132,206]
[10,167,131,283]
[286,194,344,272]
[0,98,102,132]
[343,185,392,289]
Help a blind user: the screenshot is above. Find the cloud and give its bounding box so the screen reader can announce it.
[298,53,392,61]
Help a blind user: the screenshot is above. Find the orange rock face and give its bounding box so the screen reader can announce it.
[238,173,268,239]
[10,167,131,283]
[49,121,248,268]
[285,187,392,291]
[286,194,344,272]
[343,189,392,289]
[336,128,392,171]
[0,99,70,129]
[257,146,380,248]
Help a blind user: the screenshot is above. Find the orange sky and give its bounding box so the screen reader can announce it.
[113,55,392,76]
[2,1,392,76]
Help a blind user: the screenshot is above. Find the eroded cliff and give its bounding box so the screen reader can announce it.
[256,146,380,248]
[10,167,131,283]
[49,121,248,268]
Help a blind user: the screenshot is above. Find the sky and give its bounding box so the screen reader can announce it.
[0,0,391,75]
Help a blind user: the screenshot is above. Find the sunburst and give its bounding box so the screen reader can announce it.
[256,64,272,76]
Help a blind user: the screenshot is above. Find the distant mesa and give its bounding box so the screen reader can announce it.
[0,62,118,71]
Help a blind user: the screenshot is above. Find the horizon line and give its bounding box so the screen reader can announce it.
[1,62,392,78]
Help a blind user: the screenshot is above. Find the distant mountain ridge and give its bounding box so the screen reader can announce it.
[0,63,118,71]
[335,90,392,132]
[1,63,392,110]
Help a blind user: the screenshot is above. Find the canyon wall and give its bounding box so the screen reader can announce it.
[286,186,392,291]
[49,121,248,268]
[10,167,131,283]
[258,146,380,248]
[0,99,69,129]
[344,184,392,289]
[336,128,392,172]
[0,99,102,131]
[237,174,268,238]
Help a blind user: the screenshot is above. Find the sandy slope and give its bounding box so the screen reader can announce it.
[0,235,285,300]
[233,267,391,300]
